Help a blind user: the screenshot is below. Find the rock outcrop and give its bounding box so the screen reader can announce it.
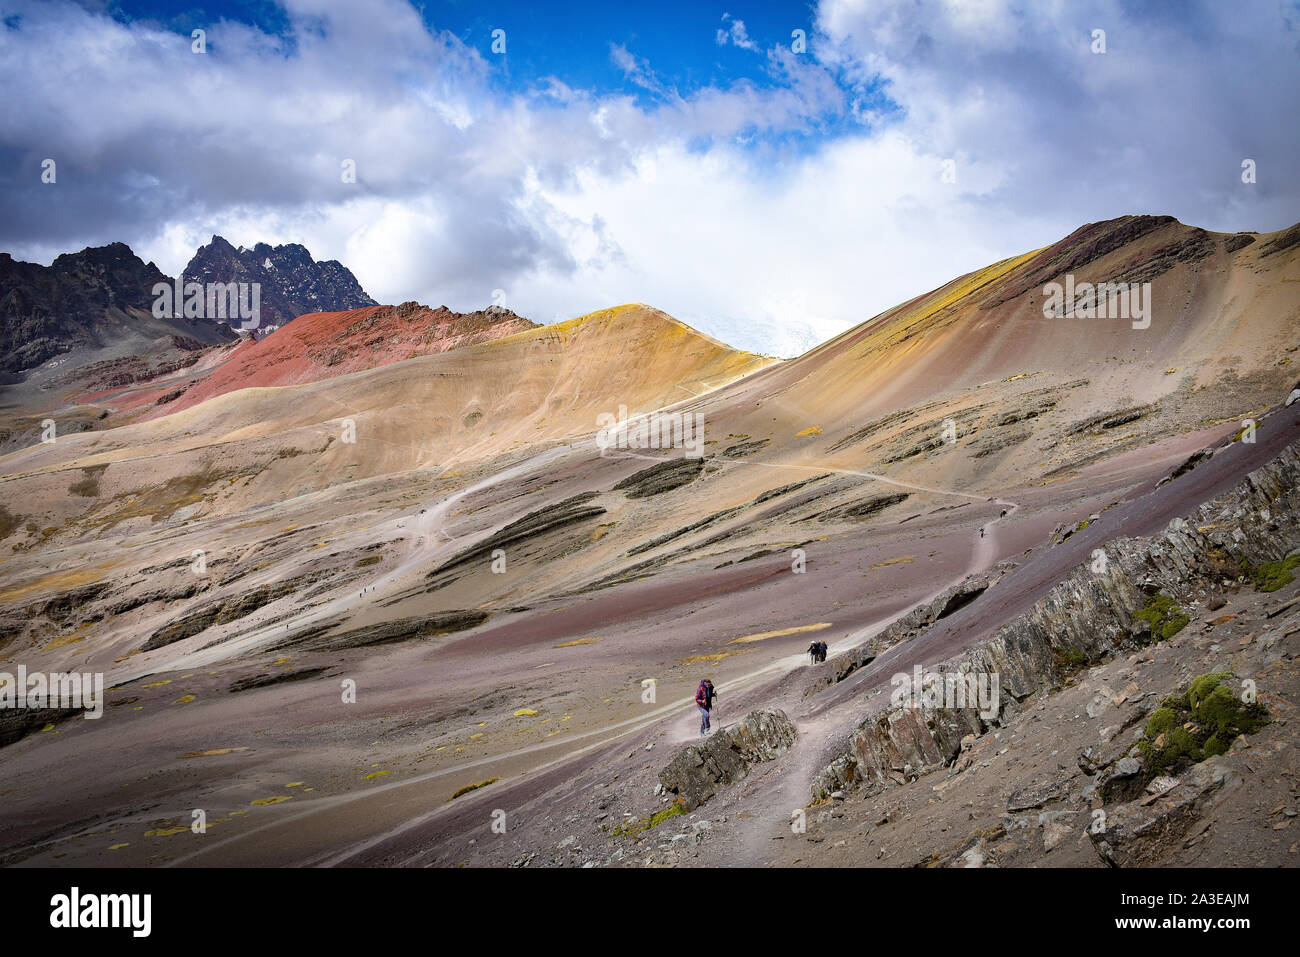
[811,438,1300,802]
[0,706,82,749]
[1090,758,1234,867]
[276,610,490,652]
[803,570,997,697]
[144,571,332,650]
[659,709,796,810]
[613,457,705,498]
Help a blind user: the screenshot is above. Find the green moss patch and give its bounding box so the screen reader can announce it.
[1137,672,1268,780]
[1240,555,1300,593]
[613,800,685,837]
[1133,592,1189,642]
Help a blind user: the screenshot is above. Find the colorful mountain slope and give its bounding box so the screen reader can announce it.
[80,301,539,420]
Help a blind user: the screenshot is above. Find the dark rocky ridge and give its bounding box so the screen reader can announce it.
[613,457,705,498]
[982,215,1177,308]
[270,612,491,653]
[183,235,376,327]
[0,243,235,373]
[802,570,1002,698]
[809,436,1300,801]
[425,492,607,581]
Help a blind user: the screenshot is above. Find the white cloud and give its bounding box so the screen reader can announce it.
[1,0,1297,357]
[717,14,761,52]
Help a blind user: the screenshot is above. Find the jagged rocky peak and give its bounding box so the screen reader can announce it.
[0,242,233,374]
[184,236,377,326]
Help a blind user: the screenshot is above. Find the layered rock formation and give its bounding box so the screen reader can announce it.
[811,434,1300,801]
[803,569,1002,697]
[659,709,797,810]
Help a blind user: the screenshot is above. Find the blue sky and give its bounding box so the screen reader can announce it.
[96,1,825,100]
[85,0,886,151]
[3,0,1299,355]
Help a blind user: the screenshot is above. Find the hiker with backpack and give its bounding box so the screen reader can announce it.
[696,679,715,736]
[808,640,820,664]
[817,640,828,662]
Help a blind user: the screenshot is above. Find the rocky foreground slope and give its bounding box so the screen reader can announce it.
[404,413,1299,868]
[684,425,1300,866]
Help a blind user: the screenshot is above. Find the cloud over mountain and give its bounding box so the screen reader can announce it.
[1,0,1297,355]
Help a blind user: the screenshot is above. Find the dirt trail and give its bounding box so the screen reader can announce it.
[157,447,1017,867]
[76,411,1287,868]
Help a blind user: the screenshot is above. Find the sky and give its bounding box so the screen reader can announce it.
[2,0,1298,356]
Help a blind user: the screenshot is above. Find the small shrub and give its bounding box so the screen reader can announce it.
[1240,555,1300,593]
[1135,672,1267,781]
[613,799,685,836]
[450,777,498,800]
[1134,592,1189,641]
[1052,646,1089,677]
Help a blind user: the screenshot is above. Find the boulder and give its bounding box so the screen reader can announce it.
[658,709,796,810]
[1007,777,1073,811]
[1090,759,1232,867]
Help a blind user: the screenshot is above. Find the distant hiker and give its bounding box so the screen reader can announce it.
[979,527,985,538]
[808,640,820,664]
[817,640,828,662]
[696,680,712,736]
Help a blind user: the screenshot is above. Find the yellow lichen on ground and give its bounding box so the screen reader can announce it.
[728,622,831,644]
[43,624,92,651]
[554,636,603,648]
[0,562,121,604]
[449,778,498,800]
[678,649,751,663]
[513,708,539,717]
